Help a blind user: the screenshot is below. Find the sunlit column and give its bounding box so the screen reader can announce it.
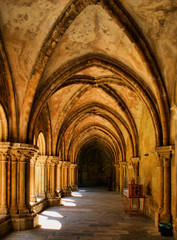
[156,146,173,224]
[30,157,37,202]
[10,153,18,214]
[39,163,43,196]
[56,161,61,192]
[18,152,29,213]
[131,157,139,184]
[37,156,47,198]
[114,163,119,192]
[60,162,64,190]
[41,160,45,197]
[67,163,71,187]
[51,162,56,198]
[63,163,67,189]
[46,159,51,197]
[119,162,125,195]
[0,153,8,214]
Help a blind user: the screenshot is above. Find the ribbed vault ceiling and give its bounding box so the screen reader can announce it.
[0,0,176,164]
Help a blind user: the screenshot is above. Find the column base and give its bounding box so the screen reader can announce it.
[160,211,171,223]
[11,213,38,231]
[0,215,12,237]
[38,193,46,198]
[71,185,78,191]
[48,197,62,206]
[30,195,37,202]
[62,187,72,196]
[155,212,160,231]
[18,207,30,214]
[173,218,177,238]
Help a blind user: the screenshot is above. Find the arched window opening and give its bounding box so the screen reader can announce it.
[37,132,46,155]
[0,104,8,141]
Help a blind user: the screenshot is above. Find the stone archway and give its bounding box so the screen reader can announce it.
[77,140,115,190]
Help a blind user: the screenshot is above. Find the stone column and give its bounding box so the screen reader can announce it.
[30,156,37,202]
[18,152,30,214]
[47,159,50,197]
[156,146,174,223]
[114,163,119,192]
[46,157,56,198]
[41,160,46,197]
[10,153,18,214]
[0,152,9,214]
[161,156,171,222]
[1,143,39,230]
[63,162,67,190]
[56,161,62,193]
[36,156,47,197]
[72,164,78,190]
[131,157,140,184]
[67,163,71,187]
[119,162,125,195]
[60,162,64,191]
[155,154,164,228]
[171,105,177,235]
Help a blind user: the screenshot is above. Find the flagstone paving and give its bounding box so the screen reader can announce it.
[1,187,175,240]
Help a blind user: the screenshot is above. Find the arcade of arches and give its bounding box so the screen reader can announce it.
[0,0,177,237]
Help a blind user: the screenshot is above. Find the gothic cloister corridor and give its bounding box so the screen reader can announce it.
[0,0,177,238]
[1,188,174,240]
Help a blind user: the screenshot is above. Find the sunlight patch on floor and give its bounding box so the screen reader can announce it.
[42,210,64,218]
[72,192,83,197]
[39,215,62,230]
[62,199,76,207]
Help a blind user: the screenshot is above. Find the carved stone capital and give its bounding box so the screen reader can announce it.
[155,145,174,160]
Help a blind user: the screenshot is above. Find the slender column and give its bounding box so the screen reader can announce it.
[30,157,37,202]
[155,155,164,228]
[64,163,67,189]
[38,163,42,196]
[74,165,78,186]
[10,153,18,214]
[156,146,174,224]
[119,162,125,195]
[51,162,55,197]
[18,153,29,213]
[70,165,73,186]
[60,162,64,190]
[171,105,177,233]
[131,157,140,184]
[67,163,71,187]
[47,160,50,197]
[41,162,45,197]
[161,156,171,222]
[0,153,8,214]
[35,163,39,196]
[157,156,164,213]
[56,162,61,192]
[114,163,119,192]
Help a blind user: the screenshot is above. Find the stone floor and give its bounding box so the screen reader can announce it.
[2,187,175,240]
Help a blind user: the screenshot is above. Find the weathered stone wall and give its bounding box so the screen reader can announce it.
[138,106,157,217]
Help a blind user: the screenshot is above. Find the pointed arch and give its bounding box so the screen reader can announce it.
[37,132,46,155]
[0,103,8,141]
